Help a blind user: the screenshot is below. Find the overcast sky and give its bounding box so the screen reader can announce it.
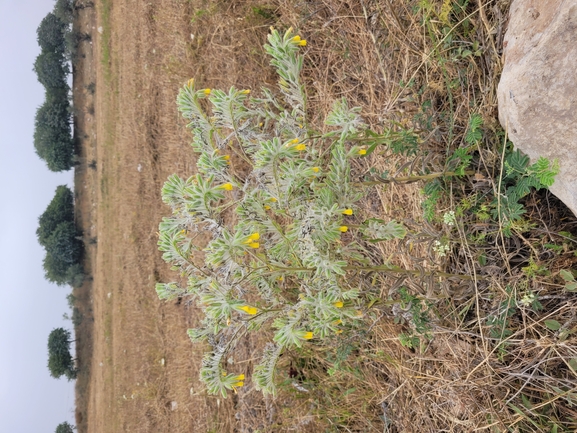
[0,0,76,431]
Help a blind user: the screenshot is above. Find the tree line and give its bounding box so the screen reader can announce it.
[34,3,95,431]
[33,0,92,172]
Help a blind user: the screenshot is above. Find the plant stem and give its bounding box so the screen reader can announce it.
[358,170,475,185]
[268,264,476,280]
[344,264,476,280]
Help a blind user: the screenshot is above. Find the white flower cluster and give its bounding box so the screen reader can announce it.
[433,240,450,257]
[443,210,456,226]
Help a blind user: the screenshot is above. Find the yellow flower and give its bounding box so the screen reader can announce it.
[269,197,277,202]
[333,301,344,308]
[223,155,230,161]
[187,78,195,87]
[220,183,234,191]
[222,371,227,376]
[248,242,260,249]
[342,208,353,215]
[339,226,348,233]
[244,233,260,244]
[236,374,245,381]
[303,332,314,340]
[203,88,211,95]
[295,143,306,151]
[358,148,367,155]
[312,167,320,173]
[233,381,244,387]
[264,205,271,210]
[291,138,300,144]
[333,319,342,325]
[292,35,301,42]
[298,40,307,46]
[241,89,250,95]
[335,330,343,335]
[239,305,258,315]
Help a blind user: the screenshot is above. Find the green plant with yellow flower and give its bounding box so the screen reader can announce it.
[156,27,461,396]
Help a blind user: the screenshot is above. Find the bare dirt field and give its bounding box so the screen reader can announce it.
[70,1,577,432]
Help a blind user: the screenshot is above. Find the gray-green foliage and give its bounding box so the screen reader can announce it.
[157,28,407,396]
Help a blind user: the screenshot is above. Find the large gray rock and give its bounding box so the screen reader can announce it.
[497,0,577,216]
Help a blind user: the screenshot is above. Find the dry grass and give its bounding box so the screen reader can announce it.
[69,0,577,432]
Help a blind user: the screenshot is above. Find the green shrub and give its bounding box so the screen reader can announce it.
[65,263,85,288]
[41,221,83,287]
[36,12,67,54]
[47,327,76,380]
[53,0,74,24]
[55,421,75,433]
[43,251,84,287]
[33,50,69,91]
[33,90,74,172]
[491,148,559,235]
[154,28,468,397]
[37,185,75,247]
[44,221,82,265]
[37,186,84,286]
